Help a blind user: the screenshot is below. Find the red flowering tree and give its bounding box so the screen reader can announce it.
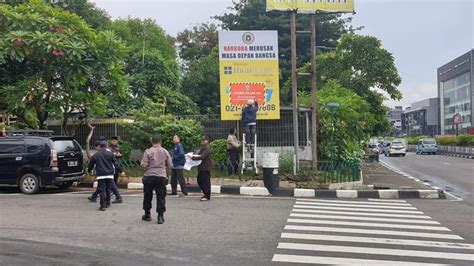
[0,0,126,130]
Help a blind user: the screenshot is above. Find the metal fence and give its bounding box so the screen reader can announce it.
[317,161,361,183]
[87,158,360,185]
[47,108,311,148]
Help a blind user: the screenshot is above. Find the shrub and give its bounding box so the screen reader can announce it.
[117,140,132,160]
[279,151,294,174]
[455,134,473,146]
[436,135,456,146]
[210,139,228,162]
[126,114,203,152]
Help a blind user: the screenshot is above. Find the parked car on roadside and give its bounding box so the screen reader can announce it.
[367,143,380,154]
[384,140,406,157]
[416,138,438,155]
[0,130,84,194]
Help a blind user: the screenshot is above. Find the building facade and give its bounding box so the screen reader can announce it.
[387,106,403,134]
[403,98,440,136]
[438,50,473,135]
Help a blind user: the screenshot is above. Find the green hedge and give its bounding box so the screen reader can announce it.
[436,135,474,146]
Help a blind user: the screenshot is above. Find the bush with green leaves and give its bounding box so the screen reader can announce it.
[279,151,294,174]
[126,114,202,152]
[117,140,132,160]
[210,139,228,162]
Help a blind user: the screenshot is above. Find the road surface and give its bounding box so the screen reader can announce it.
[380,152,474,202]
[1,187,473,265]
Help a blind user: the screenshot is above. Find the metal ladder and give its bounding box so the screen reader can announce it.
[241,133,258,175]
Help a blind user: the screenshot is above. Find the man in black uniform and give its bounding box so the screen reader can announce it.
[87,141,118,211]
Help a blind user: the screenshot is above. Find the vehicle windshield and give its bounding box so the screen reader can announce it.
[53,140,81,153]
[392,142,404,146]
[423,139,436,144]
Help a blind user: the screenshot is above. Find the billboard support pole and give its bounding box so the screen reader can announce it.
[290,10,300,172]
[311,14,318,170]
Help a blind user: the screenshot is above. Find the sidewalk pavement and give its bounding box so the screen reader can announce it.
[75,162,445,199]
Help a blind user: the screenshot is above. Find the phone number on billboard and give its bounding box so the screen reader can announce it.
[225,104,276,112]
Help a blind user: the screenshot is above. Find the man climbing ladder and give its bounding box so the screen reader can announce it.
[241,99,258,174]
[242,99,258,147]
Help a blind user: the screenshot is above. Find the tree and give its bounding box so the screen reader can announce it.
[0,1,126,132]
[181,48,220,114]
[176,22,218,67]
[110,18,198,115]
[3,0,111,30]
[293,34,401,136]
[299,80,374,161]
[215,0,355,95]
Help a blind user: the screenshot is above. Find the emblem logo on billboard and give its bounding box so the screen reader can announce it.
[242,32,255,44]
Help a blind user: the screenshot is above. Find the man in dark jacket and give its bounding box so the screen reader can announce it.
[87,141,118,211]
[171,135,188,196]
[192,136,212,202]
[88,140,123,204]
[242,99,258,145]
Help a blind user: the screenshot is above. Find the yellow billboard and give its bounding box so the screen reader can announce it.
[266,0,355,13]
[218,31,280,120]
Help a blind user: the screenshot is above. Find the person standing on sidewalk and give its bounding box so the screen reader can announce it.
[192,136,212,202]
[141,135,172,224]
[87,141,117,211]
[171,135,188,196]
[109,136,122,184]
[227,128,240,175]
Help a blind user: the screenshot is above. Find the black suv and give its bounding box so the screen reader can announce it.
[0,130,84,194]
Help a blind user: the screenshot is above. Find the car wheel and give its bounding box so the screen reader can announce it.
[19,173,40,194]
[402,154,406,157]
[56,181,73,189]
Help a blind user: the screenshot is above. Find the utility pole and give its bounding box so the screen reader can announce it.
[310,14,318,170]
[290,10,299,173]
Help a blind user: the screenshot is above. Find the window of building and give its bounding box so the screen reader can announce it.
[442,72,472,131]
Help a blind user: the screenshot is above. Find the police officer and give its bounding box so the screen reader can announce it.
[141,135,172,224]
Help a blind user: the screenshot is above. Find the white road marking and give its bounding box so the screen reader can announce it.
[289,213,440,224]
[368,198,407,203]
[277,242,474,261]
[293,205,424,214]
[287,218,451,231]
[291,209,432,219]
[281,233,474,250]
[295,201,417,210]
[272,254,447,265]
[296,198,412,206]
[284,225,463,240]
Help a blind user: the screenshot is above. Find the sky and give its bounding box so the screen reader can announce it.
[92,0,474,109]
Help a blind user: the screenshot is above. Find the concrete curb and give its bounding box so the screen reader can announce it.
[437,152,474,159]
[74,182,445,199]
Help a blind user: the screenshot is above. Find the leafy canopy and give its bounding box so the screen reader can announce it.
[0,0,126,129]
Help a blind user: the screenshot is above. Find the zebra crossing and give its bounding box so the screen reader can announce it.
[272,198,474,265]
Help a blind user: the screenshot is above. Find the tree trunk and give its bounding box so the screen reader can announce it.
[85,116,95,160]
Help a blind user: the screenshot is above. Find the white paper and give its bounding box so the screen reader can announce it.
[184,152,201,171]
